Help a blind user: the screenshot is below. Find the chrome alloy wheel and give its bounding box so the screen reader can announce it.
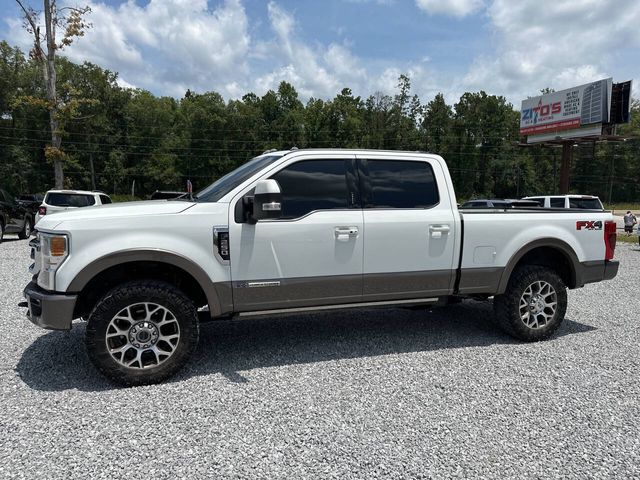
[105,302,180,369]
[519,280,557,329]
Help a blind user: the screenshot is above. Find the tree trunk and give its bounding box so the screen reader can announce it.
[51,114,63,188]
[43,0,64,189]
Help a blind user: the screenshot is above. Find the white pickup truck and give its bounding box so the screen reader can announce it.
[22,149,619,386]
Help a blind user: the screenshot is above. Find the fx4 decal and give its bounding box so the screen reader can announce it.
[576,220,603,231]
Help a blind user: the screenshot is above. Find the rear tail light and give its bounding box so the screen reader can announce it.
[604,220,616,260]
[38,206,46,216]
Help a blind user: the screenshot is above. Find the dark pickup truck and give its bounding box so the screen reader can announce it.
[16,193,44,217]
[0,189,33,242]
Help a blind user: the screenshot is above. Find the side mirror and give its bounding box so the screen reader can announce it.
[252,179,282,221]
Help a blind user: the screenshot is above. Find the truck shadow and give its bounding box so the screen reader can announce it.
[16,302,596,392]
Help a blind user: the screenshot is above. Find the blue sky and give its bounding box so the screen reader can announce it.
[1,0,638,106]
[242,0,486,69]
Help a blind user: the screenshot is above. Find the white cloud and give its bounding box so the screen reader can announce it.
[370,64,461,105]
[464,0,640,103]
[253,1,457,104]
[253,2,341,98]
[116,77,137,90]
[323,44,366,81]
[3,0,638,107]
[7,0,251,98]
[251,2,457,106]
[415,0,484,18]
[345,0,396,5]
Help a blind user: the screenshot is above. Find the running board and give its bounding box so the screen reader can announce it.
[237,297,440,318]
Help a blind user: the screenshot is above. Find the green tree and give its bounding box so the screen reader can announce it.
[422,93,453,154]
[15,0,91,188]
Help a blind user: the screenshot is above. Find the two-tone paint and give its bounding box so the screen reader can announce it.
[28,149,618,330]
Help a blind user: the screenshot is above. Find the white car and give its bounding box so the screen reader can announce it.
[35,190,112,224]
[522,195,604,210]
[23,149,619,386]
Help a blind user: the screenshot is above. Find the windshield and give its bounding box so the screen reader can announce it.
[196,154,283,202]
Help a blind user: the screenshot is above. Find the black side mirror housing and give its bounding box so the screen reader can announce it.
[252,179,282,221]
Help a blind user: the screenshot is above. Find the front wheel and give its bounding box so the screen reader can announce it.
[493,265,567,341]
[85,280,199,386]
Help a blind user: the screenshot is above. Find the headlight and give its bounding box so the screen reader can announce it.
[38,233,69,290]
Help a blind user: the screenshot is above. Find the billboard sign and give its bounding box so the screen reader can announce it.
[520,78,613,143]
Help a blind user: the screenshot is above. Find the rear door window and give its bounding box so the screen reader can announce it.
[550,198,565,208]
[46,193,95,207]
[360,160,439,209]
[99,195,112,205]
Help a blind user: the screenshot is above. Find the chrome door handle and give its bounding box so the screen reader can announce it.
[429,225,450,238]
[334,226,359,241]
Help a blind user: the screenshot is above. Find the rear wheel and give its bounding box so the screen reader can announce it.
[493,265,567,341]
[18,217,32,239]
[85,280,199,386]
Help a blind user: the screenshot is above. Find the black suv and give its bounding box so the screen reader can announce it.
[0,189,33,242]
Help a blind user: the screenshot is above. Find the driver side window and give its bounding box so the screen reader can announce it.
[270,159,356,219]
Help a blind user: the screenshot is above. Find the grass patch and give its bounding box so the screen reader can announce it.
[110,194,144,203]
[605,203,640,213]
[616,234,640,244]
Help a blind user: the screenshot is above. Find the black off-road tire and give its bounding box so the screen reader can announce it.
[85,280,199,386]
[0,220,4,243]
[493,265,567,341]
[18,216,32,239]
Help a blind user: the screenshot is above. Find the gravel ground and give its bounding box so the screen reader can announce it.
[1,235,639,479]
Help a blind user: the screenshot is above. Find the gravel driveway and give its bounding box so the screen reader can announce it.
[1,236,639,479]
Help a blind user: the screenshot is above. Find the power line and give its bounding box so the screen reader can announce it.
[0,140,581,159]
[0,124,529,142]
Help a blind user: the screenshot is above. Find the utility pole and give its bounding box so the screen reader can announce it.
[552,148,557,194]
[608,143,616,204]
[559,141,572,194]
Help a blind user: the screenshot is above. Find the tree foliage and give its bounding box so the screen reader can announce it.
[0,41,638,202]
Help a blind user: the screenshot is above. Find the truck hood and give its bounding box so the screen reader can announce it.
[36,200,196,230]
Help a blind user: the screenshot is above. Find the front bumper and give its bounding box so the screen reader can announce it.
[22,281,77,330]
